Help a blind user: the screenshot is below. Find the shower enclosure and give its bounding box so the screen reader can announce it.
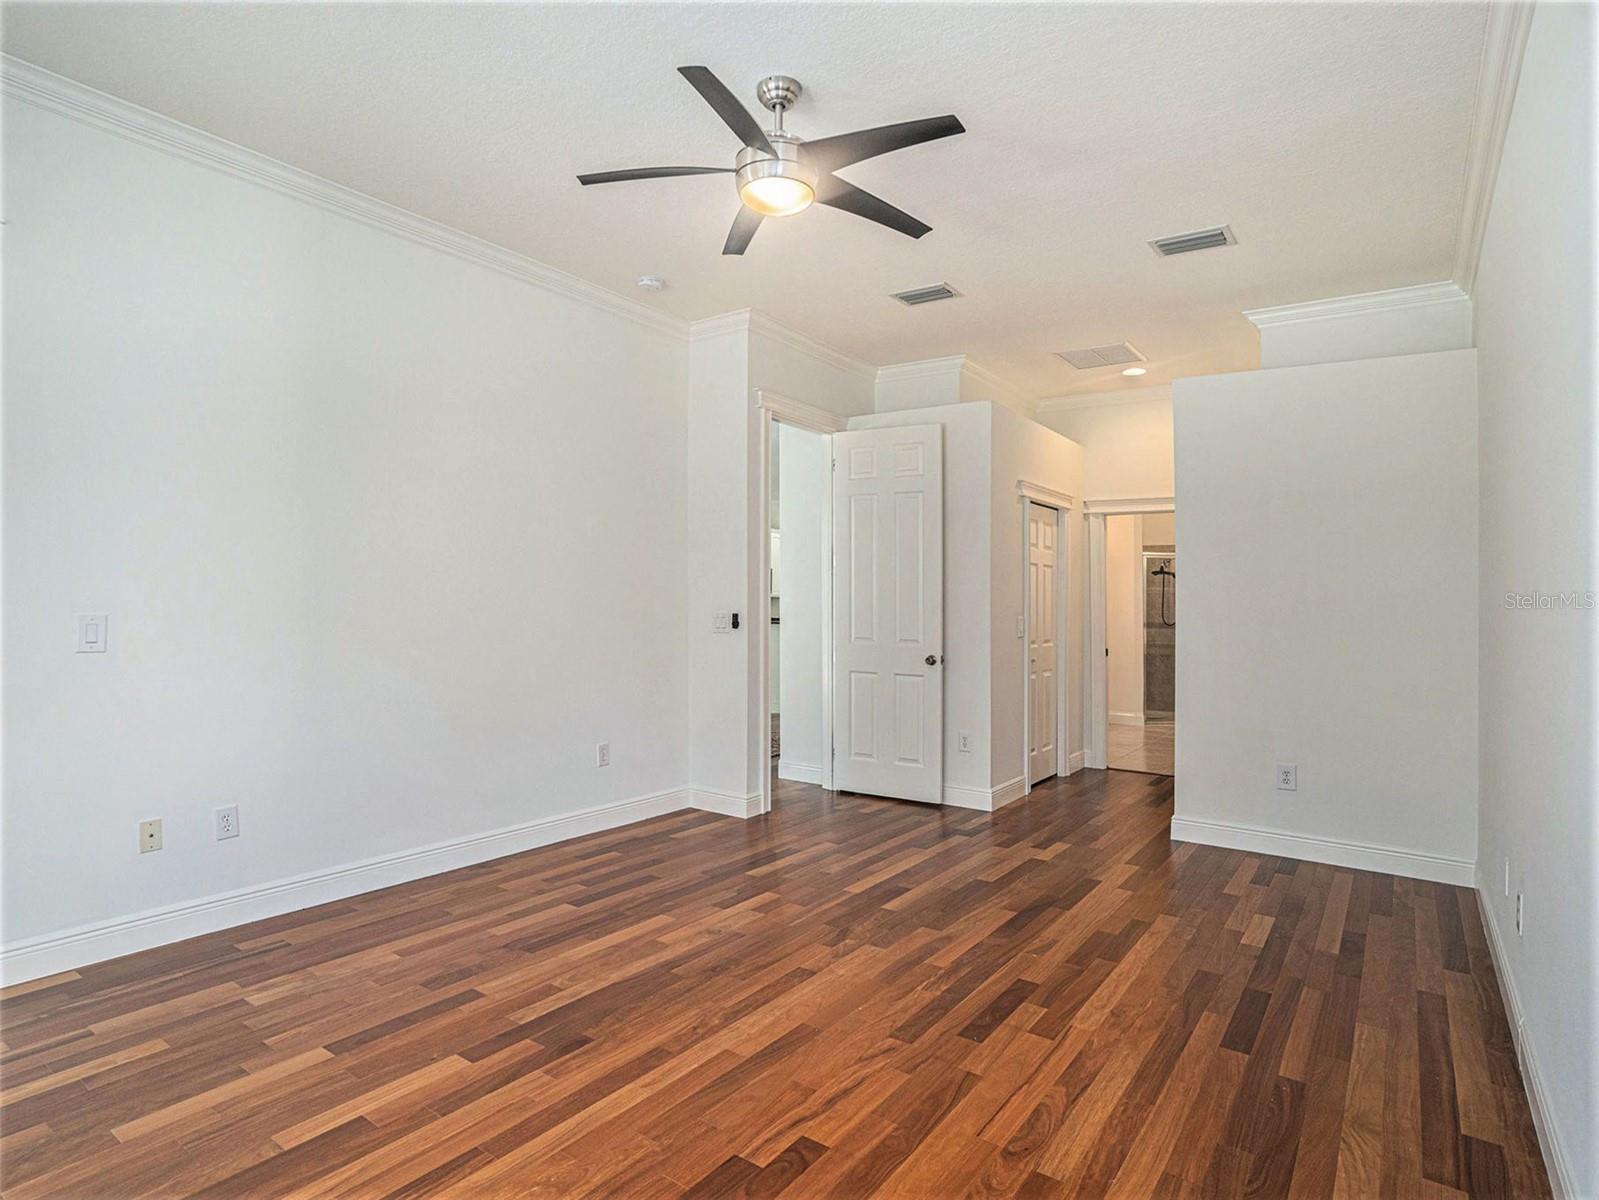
[1143,552,1175,719]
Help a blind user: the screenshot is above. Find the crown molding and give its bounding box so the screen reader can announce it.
[0,54,690,341]
[1034,383,1174,416]
[687,309,875,380]
[875,355,968,384]
[1453,1,1536,295]
[959,358,1037,414]
[1243,282,1468,330]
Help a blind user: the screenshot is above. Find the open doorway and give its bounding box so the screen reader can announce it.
[1088,500,1176,776]
[768,419,830,798]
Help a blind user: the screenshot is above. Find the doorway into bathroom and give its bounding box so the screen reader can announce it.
[1101,511,1175,775]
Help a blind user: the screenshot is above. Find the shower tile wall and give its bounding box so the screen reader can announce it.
[1145,549,1175,717]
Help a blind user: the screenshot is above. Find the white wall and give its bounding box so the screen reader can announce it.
[1034,390,1174,500]
[989,404,1086,789]
[2,98,690,960]
[1172,349,1479,883]
[1471,3,1596,1189]
[1249,287,1473,369]
[776,423,828,782]
[1106,515,1145,722]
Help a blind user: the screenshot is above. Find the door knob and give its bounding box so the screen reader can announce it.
[925,654,940,666]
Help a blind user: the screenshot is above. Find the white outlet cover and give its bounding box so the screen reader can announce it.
[596,742,610,767]
[215,805,240,840]
[139,818,162,853]
[1276,764,1298,791]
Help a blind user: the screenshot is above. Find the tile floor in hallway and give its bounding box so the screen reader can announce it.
[1109,720,1175,775]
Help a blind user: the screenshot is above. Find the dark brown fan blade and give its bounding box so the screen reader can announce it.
[678,66,775,155]
[577,166,732,185]
[815,176,931,239]
[723,206,763,255]
[802,115,965,174]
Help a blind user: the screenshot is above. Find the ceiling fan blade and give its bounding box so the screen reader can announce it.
[678,66,775,156]
[802,115,965,174]
[815,176,931,239]
[723,206,763,255]
[577,166,733,185]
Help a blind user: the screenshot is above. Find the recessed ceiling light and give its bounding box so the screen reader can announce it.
[1122,366,1147,377]
[636,275,665,291]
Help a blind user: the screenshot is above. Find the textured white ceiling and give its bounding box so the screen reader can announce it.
[2,2,1489,397]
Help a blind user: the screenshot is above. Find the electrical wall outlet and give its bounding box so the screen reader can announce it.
[712,611,731,633]
[215,805,240,840]
[139,819,162,853]
[596,741,610,768]
[1515,891,1525,936]
[1276,764,1298,791]
[958,731,973,754]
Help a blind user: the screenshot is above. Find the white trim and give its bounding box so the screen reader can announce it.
[943,776,1027,812]
[1034,385,1173,417]
[1087,513,1109,770]
[1015,480,1076,509]
[1067,750,1086,774]
[776,761,822,785]
[693,310,875,380]
[1242,282,1468,331]
[1168,815,1475,886]
[1084,495,1177,515]
[960,359,1037,415]
[0,55,688,342]
[755,388,848,435]
[689,788,763,819]
[875,355,967,385]
[0,786,693,986]
[1475,880,1579,1200]
[1453,2,1536,295]
[1110,711,1145,726]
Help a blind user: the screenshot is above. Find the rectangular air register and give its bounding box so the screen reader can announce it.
[1148,225,1236,256]
[1055,341,1146,370]
[891,282,960,306]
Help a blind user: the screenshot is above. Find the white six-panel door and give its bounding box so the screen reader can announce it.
[831,425,944,804]
[1028,502,1059,785]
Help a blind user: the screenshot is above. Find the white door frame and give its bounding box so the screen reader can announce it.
[755,390,847,816]
[1017,482,1074,794]
[1084,497,1175,770]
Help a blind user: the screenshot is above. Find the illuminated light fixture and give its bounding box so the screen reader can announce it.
[1122,366,1148,377]
[577,68,963,255]
[736,134,816,216]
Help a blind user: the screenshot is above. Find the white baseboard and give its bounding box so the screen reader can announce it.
[0,786,693,987]
[943,776,1026,812]
[1168,815,1475,886]
[776,761,821,785]
[689,788,762,819]
[992,776,1027,811]
[1476,880,1579,1200]
[1068,750,1086,775]
[1109,711,1145,726]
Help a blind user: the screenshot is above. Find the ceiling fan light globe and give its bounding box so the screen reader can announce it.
[740,176,815,216]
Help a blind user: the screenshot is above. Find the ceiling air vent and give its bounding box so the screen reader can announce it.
[1148,224,1236,257]
[891,282,960,306]
[1055,342,1146,370]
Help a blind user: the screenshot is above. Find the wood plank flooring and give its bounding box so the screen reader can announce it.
[1,769,1550,1198]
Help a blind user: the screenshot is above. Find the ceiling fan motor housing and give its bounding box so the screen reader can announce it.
[735,132,817,197]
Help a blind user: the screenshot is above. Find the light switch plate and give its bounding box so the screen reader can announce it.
[76,613,109,653]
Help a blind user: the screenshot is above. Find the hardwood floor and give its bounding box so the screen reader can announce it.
[1,770,1549,1198]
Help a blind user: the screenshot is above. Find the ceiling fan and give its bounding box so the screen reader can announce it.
[577,66,964,255]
